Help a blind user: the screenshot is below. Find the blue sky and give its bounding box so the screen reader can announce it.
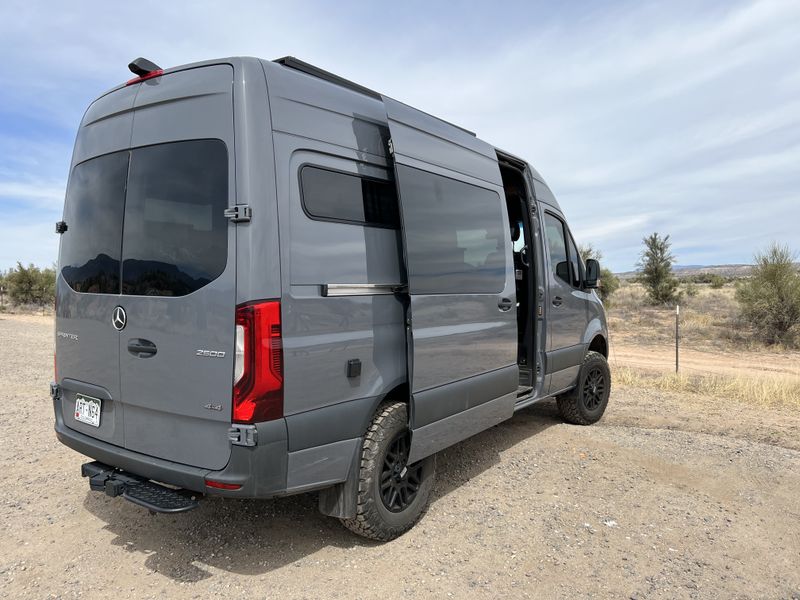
[1,0,798,272]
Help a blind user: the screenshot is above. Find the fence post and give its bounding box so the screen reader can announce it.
[675,304,680,374]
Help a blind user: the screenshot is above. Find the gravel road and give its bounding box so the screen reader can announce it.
[1,313,799,599]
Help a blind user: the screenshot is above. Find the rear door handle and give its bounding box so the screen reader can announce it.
[552,296,563,307]
[498,297,513,312]
[127,338,157,358]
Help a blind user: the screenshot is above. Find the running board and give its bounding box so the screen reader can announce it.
[81,461,199,514]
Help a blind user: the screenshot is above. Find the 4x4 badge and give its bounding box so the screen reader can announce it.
[112,306,127,331]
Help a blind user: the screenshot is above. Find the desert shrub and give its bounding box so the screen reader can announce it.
[682,281,699,298]
[709,274,726,289]
[5,262,56,307]
[578,244,620,305]
[735,243,800,346]
[637,233,680,305]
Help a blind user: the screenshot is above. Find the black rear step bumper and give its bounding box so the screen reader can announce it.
[82,461,199,513]
[53,395,289,498]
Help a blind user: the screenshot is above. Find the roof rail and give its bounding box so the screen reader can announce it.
[272,56,477,138]
[273,56,382,100]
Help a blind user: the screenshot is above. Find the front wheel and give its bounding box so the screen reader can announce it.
[340,402,435,541]
[556,350,611,425]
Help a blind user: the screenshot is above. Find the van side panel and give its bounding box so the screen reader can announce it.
[262,62,407,458]
[235,60,282,304]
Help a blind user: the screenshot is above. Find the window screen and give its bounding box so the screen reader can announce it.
[397,165,506,294]
[544,213,570,285]
[300,166,400,228]
[121,140,229,296]
[60,151,128,293]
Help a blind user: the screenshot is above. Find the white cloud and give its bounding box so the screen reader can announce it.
[0,0,798,271]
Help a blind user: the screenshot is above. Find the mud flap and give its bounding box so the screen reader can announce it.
[317,439,362,519]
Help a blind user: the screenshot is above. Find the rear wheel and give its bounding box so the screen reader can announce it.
[556,351,611,425]
[340,402,435,541]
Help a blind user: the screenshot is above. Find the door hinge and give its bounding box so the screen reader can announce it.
[224,205,252,223]
[228,424,258,447]
[55,221,68,234]
[50,382,61,400]
[387,138,395,157]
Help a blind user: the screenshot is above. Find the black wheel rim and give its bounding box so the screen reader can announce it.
[380,432,423,513]
[582,367,606,411]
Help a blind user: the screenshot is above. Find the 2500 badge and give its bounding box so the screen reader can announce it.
[196,349,226,358]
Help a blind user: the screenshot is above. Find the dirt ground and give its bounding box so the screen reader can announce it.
[1,313,799,599]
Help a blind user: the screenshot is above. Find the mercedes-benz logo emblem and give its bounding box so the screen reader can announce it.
[112,306,127,331]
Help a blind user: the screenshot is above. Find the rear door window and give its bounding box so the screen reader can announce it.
[122,140,228,296]
[59,139,229,296]
[60,151,128,293]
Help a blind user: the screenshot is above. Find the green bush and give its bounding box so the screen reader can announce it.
[735,243,800,346]
[682,281,699,298]
[5,262,56,307]
[709,274,726,289]
[637,233,680,305]
[578,244,620,305]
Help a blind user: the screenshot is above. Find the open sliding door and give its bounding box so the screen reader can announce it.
[382,97,518,463]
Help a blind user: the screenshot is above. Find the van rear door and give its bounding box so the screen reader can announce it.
[382,97,519,463]
[118,66,236,470]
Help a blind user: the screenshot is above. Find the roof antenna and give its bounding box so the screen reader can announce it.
[128,57,162,76]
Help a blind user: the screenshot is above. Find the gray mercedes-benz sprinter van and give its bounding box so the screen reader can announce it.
[52,56,610,541]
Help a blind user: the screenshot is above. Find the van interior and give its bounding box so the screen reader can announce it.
[499,159,537,395]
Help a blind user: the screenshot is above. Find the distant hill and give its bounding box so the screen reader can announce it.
[617,264,755,280]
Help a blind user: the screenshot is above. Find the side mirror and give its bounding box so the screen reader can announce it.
[584,259,600,289]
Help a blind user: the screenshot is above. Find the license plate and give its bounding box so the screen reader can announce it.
[75,394,102,427]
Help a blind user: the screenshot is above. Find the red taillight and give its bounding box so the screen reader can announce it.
[233,300,283,424]
[205,480,242,491]
[125,69,164,86]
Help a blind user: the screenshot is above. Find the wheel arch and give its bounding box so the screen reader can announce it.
[587,334,608,358]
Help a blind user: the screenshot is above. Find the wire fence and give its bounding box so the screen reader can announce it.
[607,303,800,385]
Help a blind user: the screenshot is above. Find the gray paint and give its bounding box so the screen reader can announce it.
[407,391,517,464]
[285,438,360,493]
[285,394,383,452]
[413,365,518,427]
[55,55,609,501]
[383,96,519,460]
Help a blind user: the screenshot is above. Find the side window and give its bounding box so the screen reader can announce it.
[300,165,400,228]
[567,233,582,288]
[396,165,506,294]
[544,213,570,285]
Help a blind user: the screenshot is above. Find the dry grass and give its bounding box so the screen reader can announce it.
[609,281,800,408]
[613,365,800,408]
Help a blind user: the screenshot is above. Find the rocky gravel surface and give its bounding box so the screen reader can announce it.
[1,314,799,599]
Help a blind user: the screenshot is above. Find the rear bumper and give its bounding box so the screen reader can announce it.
[53,396,289,497]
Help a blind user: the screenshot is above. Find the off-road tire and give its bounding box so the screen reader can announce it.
[340,402,435,541]
[556,351,611,425]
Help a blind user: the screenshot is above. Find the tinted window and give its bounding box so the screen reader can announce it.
[121,140,228,296]
[568,233,582,288]
[397,165,505,294]
[300,166,400,228]
[60,151,128,293]
[544,213,570,285]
